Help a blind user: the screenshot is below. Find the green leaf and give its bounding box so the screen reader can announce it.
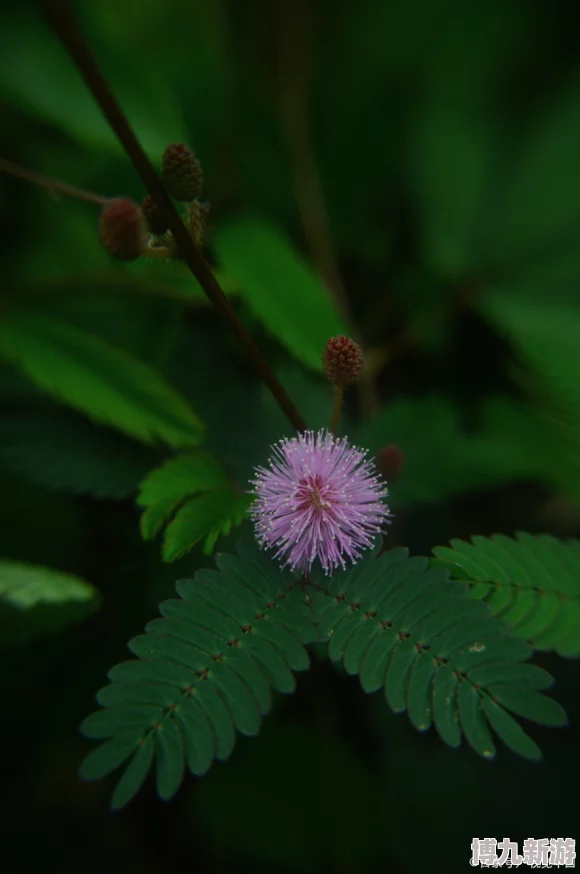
[137,453,251,559]
[433,532,580,656]
[138,453,228,540]
[80,542,315,808]
[314,543,565,761]
[111,735,155,811]
[0,407,160,499]
[0,310,203,448]
[155,718,185,800]
[0,560,100,646]
[482,698,542,761]
[479,295,580,490]
[79,730,144,782]
[489,75,580,266]
[213,216,347,372]
[162,490,252,561]
[457,681,496,759]
[406,104,497,278]
[0,11,186,160]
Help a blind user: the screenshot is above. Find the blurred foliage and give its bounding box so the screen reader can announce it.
[2,0,580,871]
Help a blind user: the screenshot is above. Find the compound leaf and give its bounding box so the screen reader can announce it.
[313,543,565,762]
[80,541,316,808]
[432,532,580,656]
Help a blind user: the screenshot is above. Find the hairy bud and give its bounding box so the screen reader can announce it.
[188,200,210,246]
[376,444,405,483]
[162,142,203,201]
[141,195,168,236]
[98,198,146,261]
[322,335,364,386]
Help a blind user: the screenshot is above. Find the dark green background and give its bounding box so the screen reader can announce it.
[1,1,579,871]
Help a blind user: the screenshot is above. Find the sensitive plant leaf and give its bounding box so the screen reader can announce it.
[432,532,580,657]
[311,544,565,758]
[0,310,203,449]
[162,490,253,560]
[137,453,251,558]
[0,407,162,499]
[0,560,100,646]
[138,453,228,540]
[213,216,347,372]
[80,542,316,808]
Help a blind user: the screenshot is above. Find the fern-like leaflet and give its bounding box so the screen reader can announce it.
[308,541,566,760]
[80,543,316,809]
[81,539,567,809]
[432,532,580,657]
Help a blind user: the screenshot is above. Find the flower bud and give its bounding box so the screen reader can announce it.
[98,198,147,261]
[322,335,364,386]
[141,195,168,236]
[188,200,210,246]
[162,142,203,201]
[376,444,405,483]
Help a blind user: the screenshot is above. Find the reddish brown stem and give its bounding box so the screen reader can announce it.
[43,0,306,434]
[0,156,110,206]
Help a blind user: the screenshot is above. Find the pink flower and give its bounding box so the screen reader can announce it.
[250,430,390,575]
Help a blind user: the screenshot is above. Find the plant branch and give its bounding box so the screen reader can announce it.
[0,156,110,206]
[43,0,307,433]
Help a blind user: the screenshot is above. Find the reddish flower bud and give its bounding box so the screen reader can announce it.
[322,335,364,386]
[162,142,203,201]
[376,444,405,483]
[141,195,168,236]
[98,198,146,261]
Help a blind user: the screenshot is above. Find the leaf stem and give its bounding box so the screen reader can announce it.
[43,0,307,434]
[0,156,110,206]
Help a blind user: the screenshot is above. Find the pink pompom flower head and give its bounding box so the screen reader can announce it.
[250,429,390,576]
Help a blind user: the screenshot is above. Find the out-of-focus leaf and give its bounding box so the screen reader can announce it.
[489,76,580,266]
[479,295,580,490]
[0,407,161,499]
[213,216,347,372]
[406,104,499,278]
[0,12,186,159]
[356,396,537,507]
[0,309,203,448]
[0,560,100,647]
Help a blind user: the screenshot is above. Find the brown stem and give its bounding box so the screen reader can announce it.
[43,0,306,434]
[0,156,110,206]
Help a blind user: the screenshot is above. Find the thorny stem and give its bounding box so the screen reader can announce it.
[43,0,307,434]
[0,156,111,206]
[329,386,343,435]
